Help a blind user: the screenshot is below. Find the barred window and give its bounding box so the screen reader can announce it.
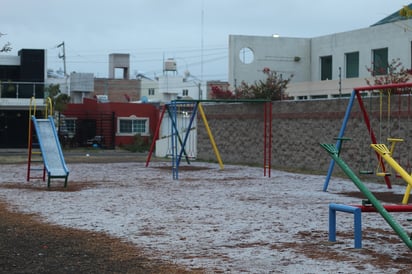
[117,117,149,135]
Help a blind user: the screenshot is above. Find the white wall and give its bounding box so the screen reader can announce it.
[228,35,310,89]
[228,19,412,99]
[140,74,205,103]
[155,112,197,158]
[310,21,412,81]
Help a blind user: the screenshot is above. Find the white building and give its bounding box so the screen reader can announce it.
[139,58,205,103]
[229,5,412,100]
[46,71,94,103]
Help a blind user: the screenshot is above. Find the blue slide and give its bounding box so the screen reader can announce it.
[31,116,69,187]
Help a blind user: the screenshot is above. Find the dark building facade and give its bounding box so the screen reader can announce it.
[0,49,46,148]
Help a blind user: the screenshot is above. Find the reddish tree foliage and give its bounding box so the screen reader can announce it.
[210,68,293,101]
[210,85,237,99]
[366,58,410,86]
[237,67,293,100]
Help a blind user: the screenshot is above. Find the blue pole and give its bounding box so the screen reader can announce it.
[170,100,178,179]
[329,203,362,248]
[177,102,199,167]
[323,90,356,191]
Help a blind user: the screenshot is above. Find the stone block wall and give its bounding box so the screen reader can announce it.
[197,95,412,176]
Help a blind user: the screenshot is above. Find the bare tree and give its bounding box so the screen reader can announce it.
[0,33,12,52]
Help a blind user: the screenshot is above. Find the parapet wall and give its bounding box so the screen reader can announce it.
[197,96,412,176]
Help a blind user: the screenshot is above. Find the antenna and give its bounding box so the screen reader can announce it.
[200,0,204,99]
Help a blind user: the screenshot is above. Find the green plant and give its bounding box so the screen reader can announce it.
[123,134,151,153]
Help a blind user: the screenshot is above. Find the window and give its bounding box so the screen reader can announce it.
[320,55,332,80]
[345,52,359,78]
[182,89,189,96]
[148,88,155,96]
[64,119,76,137]
[372,48,388,75]
[310,94,328,100]
[117,116,149,136]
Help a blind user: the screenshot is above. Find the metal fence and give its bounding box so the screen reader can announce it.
[0,81,45,99]
[59,111,115,149]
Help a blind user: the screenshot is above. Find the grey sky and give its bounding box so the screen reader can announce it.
[1,0,409,81]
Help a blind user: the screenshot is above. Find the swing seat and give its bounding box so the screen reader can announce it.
[333,137,352,141]
[359,170,374,175]
[387,137,404,143]
[376,172,391,177]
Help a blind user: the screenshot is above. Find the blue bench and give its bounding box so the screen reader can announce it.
[329,203,362,248]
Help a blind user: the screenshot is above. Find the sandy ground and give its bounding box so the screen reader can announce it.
[1,157,412,273]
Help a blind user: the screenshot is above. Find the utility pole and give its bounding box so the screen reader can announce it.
[57,42,66,76]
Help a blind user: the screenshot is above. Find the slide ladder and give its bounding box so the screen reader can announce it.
[27,97,46,182]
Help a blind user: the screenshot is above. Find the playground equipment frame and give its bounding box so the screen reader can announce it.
[146,99,272,179]
[321,143,412,251]
[323,82,412,192]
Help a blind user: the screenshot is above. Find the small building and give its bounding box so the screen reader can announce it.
[62,98,159,148]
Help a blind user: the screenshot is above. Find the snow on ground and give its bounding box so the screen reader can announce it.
[0,160,412,273]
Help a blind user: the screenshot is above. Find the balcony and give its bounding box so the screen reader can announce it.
[0,81,45,109]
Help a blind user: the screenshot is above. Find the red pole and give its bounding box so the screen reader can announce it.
[145,104,167,167]
[264,102,267,176]
[355,91,392,189]
[26,120,33,181]
[354,204,412,212]
[268,101,272,177]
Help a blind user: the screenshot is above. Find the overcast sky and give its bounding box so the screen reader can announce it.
[1,0,410,81]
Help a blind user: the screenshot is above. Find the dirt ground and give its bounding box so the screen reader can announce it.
[1,150,412,273]
[0,201,203,274]
[0,151,203,274]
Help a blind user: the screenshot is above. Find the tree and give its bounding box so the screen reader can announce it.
[45,84,70,112]
[210,68,293,101]
[0,33,12,52]
[366,58,410,86]
[237,67,293,100]
[210,85,237,99]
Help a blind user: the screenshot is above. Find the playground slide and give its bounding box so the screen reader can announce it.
[31,116,69,186]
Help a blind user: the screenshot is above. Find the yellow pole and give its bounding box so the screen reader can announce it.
[371,144,412,204]
[198,102,224,169]
[387,137,404,155]
[45,97,53,117]
[404,185,412,205]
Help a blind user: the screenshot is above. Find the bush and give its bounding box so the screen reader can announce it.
[122,134,151,153]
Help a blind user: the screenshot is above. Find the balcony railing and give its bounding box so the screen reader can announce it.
[0,81,45,99]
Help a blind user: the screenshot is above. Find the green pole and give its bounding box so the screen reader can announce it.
[320,143,412,250]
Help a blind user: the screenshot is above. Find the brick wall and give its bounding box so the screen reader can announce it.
[94,78,140,102]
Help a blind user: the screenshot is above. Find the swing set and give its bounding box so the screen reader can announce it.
[324,82,412,197]
[146,99,272,179]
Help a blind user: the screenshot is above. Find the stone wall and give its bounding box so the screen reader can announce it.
[197,95,412,176]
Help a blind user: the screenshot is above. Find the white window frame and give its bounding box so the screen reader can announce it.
[63,118,77,138]
[116,115,149,136]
